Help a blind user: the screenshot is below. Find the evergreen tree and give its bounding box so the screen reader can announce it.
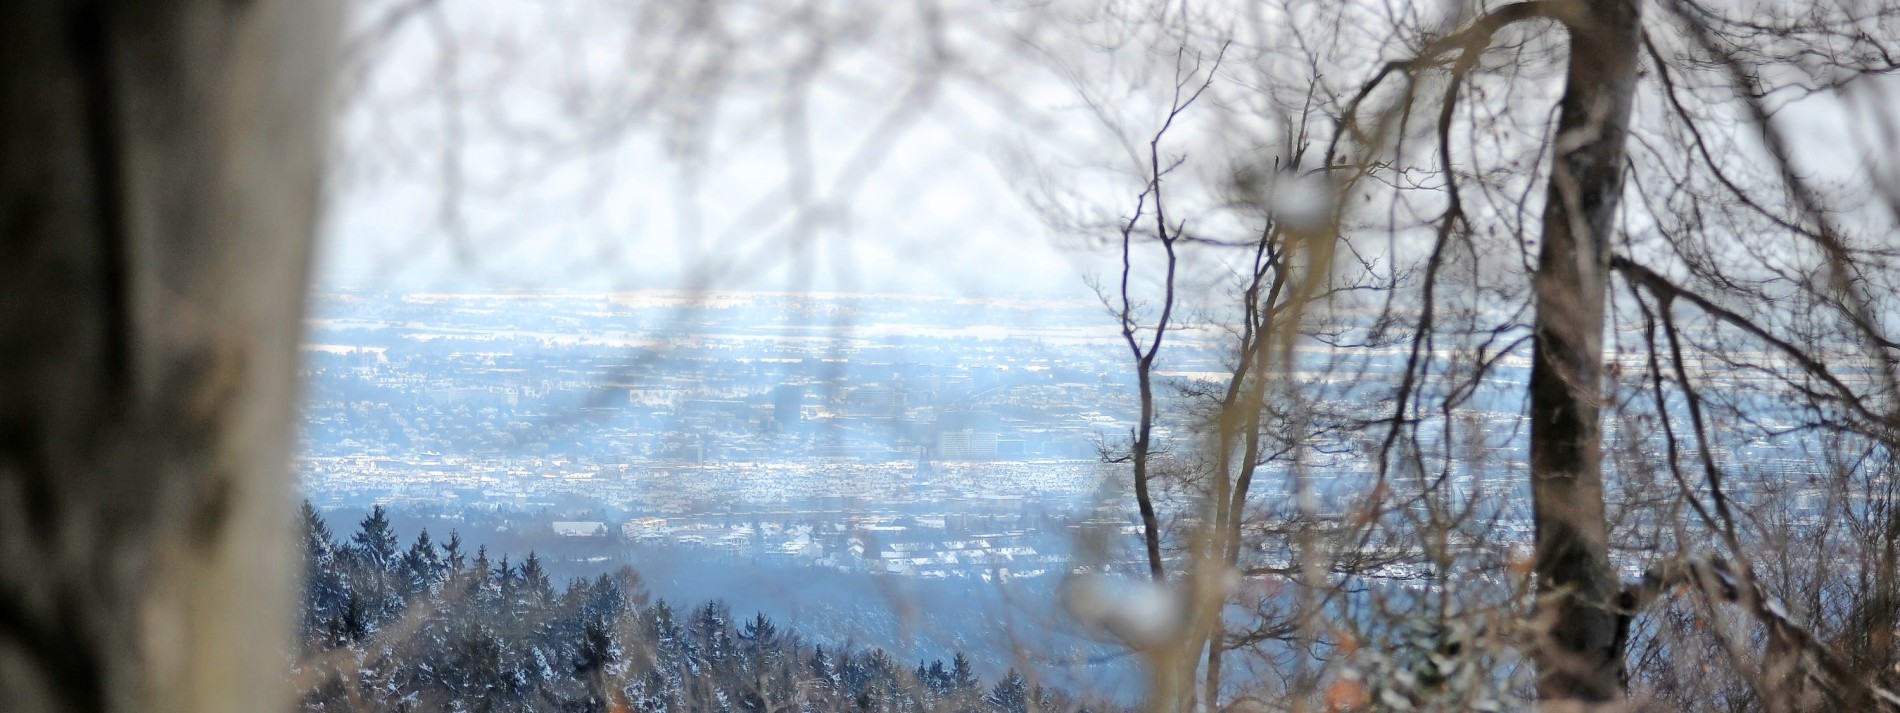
[470,545,492,590]
[811,645,832,684]
[330,588,369,644]
[986,670,1028,713]
[740,611,780,664]
[347,505,405,629]
[950,653,977,693]
[571,614,617,712]
[925,660,950,696]
[492,555,518,621]
[519,550,555,606]
[351,504,400,570]
[694,601,733,669]
[300,501,335,559]
[946,653,981,713]
[401,528,444,599]
[472,544,491,576]
[298,502,346,650]
[440,529,466,577]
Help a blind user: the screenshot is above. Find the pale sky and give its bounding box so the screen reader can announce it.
[314,0,1900,305]
[315,0,1137,299]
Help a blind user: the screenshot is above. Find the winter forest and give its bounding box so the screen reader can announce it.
[295,504,1098,713]
[10,0,1900,712]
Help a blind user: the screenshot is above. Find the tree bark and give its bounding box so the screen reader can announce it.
[1527,0,1641,705]
[0,2,335,711]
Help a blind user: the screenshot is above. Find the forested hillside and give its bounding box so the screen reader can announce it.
[295,504,1103,712]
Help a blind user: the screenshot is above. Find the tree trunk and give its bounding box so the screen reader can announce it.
[1528,0,1641,705]
[0,2,335,711]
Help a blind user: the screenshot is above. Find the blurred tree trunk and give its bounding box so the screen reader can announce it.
[0,2,334,711]
[1527,0,1641,705]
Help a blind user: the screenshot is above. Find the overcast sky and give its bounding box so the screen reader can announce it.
[315,0,1143,299]
[313,0,1900,303]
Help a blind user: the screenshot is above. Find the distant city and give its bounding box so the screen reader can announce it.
[296,288,1829,586]
[296,290,1195,580]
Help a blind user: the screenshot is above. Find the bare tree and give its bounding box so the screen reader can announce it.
[1029,12,1393,710]
[1326,0,1900,708]
[0,2,336,712]
[1031,0,1900,710]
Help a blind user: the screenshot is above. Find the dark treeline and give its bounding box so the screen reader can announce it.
[296,504,1109,712]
